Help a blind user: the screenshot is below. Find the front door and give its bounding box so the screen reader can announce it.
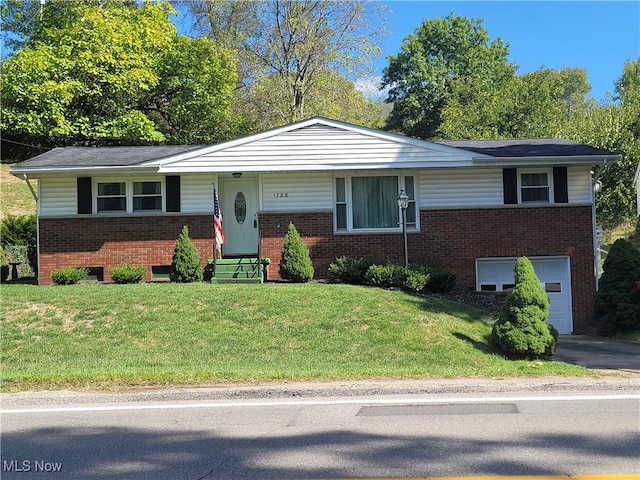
[221,178,259,256]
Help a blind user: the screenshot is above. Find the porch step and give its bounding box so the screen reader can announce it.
[209,258,264,284]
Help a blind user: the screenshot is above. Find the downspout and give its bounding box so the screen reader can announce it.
[23,174,40,284]
[591,159,608,288]
[23,174,38,202]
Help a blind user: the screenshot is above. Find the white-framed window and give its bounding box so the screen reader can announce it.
[95,179,163,213]
[97,182,126,212]
[519,169,552,203]
[334,174,418,232]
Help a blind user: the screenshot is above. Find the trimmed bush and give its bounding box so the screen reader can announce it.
[0,214,37,276]
[409,257,457,293]
[490,257,557,359]
[594,239,640,335]
[0,245,9,282]
[279,223,314,283]
[364,263,429,293]
[51,267,89,285]
[328,255,376,285]
[170,226,203,283]
[109,263,146,284]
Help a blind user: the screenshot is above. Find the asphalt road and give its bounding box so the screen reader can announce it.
[2,378,639,479]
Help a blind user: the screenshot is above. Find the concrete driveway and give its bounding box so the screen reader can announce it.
[554,335,640,373]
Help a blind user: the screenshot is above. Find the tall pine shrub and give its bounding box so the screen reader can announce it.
[594,239,640,335]
[490,257,557,359]
[170,226,203,283]
[279,223,314,283]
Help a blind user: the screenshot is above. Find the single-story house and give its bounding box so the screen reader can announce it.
[10,117,619,334]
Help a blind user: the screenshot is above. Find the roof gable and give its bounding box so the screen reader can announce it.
[154,117,477,172]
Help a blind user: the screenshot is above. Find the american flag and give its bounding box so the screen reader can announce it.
[213,187,225,258]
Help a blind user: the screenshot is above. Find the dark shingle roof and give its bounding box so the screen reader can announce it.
[15,145,203,168]
[436,138,617,158]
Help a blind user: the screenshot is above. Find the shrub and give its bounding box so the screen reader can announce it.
[0,245,9,282]
[170,226,203,283]
[0,214,37,276]
[109,263,146,284]
[594,239,640,335]
[409,257,457,293]
[328,255,375,284]
[364,263,401,288]
[51,267,89,285]
[365,263,429,293]
[490,257,557,359]
[279,223,314,283]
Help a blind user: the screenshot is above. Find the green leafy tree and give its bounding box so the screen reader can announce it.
[440,67,591,139]
[279,223,314,283]
[490,257,558,359]
[593,239,640,335]
[381,13,515,139]
[170,226,203,283]
[1,0,240,158]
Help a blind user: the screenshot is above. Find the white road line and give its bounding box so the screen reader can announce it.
[2,393,638,414]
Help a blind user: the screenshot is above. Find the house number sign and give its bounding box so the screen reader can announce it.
[273,192,289,198]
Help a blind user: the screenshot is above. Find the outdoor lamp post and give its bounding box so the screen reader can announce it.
[397,189,409,267]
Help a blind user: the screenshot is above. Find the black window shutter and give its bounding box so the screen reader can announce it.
[502,168,518,204]
[166,175,181,212]
[77,177,92,214]
[553,166,568,203]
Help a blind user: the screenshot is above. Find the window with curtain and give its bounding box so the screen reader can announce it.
[335,175,417,231]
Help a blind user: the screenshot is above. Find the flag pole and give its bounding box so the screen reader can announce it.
[212,184,217,277]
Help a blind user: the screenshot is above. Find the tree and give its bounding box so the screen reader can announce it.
[279,223,314,283]
[182,0,387,125]
[170,226,203,283]
[490,257,558,359]
[593,239,640,335]
[0,0,241,158]
[381,13,516,139]
[440,67,592,139]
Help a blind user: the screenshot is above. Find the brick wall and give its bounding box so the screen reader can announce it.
[259,206,596,333]
[39,215,214,284]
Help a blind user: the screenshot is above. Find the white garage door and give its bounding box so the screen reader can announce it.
[476,257,572,334]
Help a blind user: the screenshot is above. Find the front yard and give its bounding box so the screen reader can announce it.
[1,282,591,391]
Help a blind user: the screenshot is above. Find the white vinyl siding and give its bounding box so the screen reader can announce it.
[181,175,218,213]
[159,124,470,172]
[39,178,77,216]
[420,168,503,208]
[262,173,332,211]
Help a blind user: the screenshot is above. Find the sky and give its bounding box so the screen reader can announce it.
[366,1,640,102]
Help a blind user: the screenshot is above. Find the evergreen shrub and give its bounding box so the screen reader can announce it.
[279,223,314,283]
[490,257,557,359]
[51,267,89,285]
[594,239,640,335]
[0,245,9,282]
[328,255,375,284]
[109,263,146,284]
[170,226,203,283]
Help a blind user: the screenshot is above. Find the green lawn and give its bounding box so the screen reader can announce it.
[1,282,591,391]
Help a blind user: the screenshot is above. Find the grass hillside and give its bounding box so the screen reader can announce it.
[1,164,37,220]
[1,282,590,392]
